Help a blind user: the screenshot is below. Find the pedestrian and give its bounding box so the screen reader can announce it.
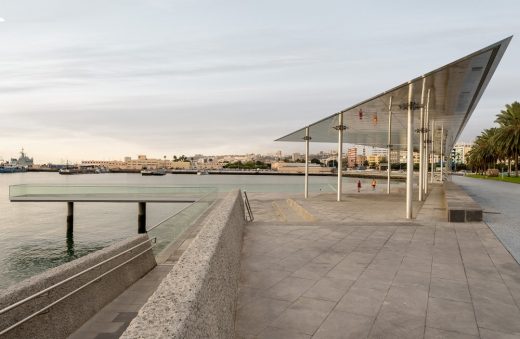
[371,178,377,191]
[357,180,361,193]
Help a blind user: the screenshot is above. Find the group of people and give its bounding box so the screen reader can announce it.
[357,178,377,193]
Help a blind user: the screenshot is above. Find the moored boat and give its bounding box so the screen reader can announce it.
[0,165,26,173]
[141,168,166,176]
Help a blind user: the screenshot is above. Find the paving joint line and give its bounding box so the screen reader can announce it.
[455,223,482,338]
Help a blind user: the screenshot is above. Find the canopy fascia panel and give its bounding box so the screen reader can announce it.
[276,37,512,155]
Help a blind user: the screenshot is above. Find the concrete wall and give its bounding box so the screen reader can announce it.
[0,235,156,339]
[122,189,245,339]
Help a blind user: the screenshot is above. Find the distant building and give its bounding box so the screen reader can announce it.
[195,157,222,170]
[271,162,333,174]
[392,151,421,164]
[292,152,303,162]
[367,154,385,167]
[453,142,473,164]
[82,155,191,170]
[347,148,357,168]
[390,150,400,164]
[356,155,367,166]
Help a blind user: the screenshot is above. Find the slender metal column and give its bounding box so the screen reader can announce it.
[406,83,414,219]
[138,202,147,234]
[304,127,310,199]
[440,125,444,181]
[336,113,345,202]
[418,78,425,201]
[423,89,430,195]
[431,120,435,183]
[387,97,392,195]
[67,201,74,233]
[424,89,430,194]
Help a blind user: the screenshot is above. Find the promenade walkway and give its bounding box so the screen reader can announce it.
[453,175,520,263]
[235,185,520,338]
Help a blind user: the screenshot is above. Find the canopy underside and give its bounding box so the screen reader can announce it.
[276,37,512,155]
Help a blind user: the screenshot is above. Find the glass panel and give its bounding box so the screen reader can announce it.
[148,191,218,256]
[9,185,216,201]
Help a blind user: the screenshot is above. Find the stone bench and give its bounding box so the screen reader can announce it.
[444,181,483,222]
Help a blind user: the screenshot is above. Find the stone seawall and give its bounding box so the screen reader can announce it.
[0,235,156,339]
[121,189,245,339]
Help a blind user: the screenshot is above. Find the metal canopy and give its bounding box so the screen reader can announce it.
[276,37,512,155]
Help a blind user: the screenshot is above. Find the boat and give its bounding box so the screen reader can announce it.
[141,168,166,176]
[0,148,32,173]
[197,170,209,175]
[59,167,81,175]
[59,161,82,175]
[0,164,26,173]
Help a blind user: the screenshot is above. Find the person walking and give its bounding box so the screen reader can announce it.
[357,180,361,193]
[371,178,377,191]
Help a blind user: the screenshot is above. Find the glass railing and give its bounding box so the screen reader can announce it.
[9,185,216,200]
[147,189,218,256]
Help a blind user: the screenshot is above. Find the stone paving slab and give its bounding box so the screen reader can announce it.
[236,187,520,338]
[68,265,172,339]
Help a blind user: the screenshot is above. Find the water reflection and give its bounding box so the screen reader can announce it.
[1,237,108,289]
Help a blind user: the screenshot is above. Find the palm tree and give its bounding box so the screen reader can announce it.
[494,102,520,176]
[467,128,499,173]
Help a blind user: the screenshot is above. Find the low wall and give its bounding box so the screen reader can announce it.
[0,235,156,339]
[444,181,483,222]
[122,189,245,339]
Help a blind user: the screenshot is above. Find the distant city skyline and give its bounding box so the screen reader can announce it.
[1,1,519,163]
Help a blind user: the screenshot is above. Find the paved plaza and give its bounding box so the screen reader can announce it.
[235,185,520,338]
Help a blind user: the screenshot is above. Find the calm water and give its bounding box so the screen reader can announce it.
[0,172,397,289]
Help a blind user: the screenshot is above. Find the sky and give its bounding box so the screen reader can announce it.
[1,0,519,163]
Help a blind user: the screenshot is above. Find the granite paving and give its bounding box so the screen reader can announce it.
[236,184,520,338]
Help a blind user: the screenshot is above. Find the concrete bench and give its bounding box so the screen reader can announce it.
[444,181,483,222]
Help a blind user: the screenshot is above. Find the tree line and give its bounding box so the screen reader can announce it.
[467,102,520,176]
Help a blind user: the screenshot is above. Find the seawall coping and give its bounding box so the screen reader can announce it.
[121,189,245,339]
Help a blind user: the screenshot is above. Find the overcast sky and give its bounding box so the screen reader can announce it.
[1,0,519,163]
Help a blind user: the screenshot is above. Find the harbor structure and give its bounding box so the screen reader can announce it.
[82,155,191,170]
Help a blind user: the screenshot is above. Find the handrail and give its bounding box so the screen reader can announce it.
[0,237,156,316]
[243,191,254,222]
[0,240,158,336]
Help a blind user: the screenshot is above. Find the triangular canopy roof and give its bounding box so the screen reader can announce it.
[276,37,512,155]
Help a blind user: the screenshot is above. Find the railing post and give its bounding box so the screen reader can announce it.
[138,202,147,233]
[67,202,74,233]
